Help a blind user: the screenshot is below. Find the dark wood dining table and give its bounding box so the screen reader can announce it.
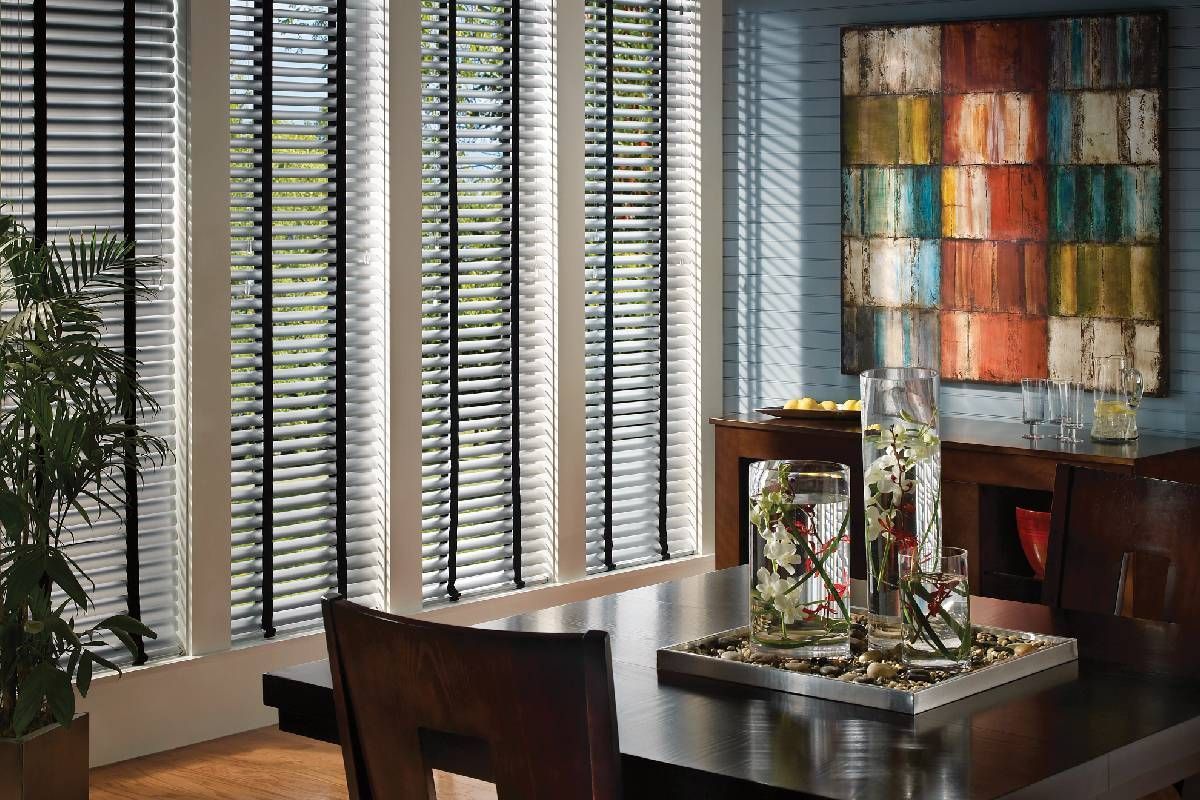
[262,567,1200,798]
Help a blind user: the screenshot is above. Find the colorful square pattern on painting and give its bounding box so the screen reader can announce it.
[840,13,1166,392]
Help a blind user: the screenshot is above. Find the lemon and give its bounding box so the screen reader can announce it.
[783,398,801,410]
[1095,400,1133,417]
[819,400,838,411]
[798,397,819,410]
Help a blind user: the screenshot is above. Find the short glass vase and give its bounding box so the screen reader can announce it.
[748,460,851,657]
[898,547,971,669]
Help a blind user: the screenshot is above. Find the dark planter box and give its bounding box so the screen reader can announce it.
[0,714,88,800]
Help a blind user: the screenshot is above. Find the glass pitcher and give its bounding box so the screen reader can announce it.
[1091,355,1143,442]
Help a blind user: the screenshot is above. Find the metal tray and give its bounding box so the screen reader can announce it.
[657,625,1078,714]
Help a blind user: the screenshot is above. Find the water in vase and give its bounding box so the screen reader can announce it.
[749,461,851,657]
[900,569,971,669]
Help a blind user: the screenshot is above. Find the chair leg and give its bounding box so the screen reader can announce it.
[1182,776,1200,800]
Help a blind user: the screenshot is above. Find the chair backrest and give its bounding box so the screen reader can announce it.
[1044,466,1200,624]
[321,597,622,800]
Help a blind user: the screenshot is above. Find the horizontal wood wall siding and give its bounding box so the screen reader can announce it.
[724,0,1200,436]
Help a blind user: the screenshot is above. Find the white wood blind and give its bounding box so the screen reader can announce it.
[229,0,386,638]
[419,0,555,603]
[583,0,699,571]
[0,0,182,662]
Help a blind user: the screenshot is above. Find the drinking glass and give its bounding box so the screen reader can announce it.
[1046,380,1066,441]
[748,460,851,656]
[1055,380,1084,443]
[899,547,971,669]
[1020,379,1047,440]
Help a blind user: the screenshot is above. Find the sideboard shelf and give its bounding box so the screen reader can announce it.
[712,414,1200,602]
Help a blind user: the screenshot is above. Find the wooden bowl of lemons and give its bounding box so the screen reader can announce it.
[757,397,861,420]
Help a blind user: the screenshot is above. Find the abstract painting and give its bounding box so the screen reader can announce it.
[840,13,1166,392]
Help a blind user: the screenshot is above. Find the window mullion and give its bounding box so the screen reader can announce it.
[184,0,235,657]
[698,0,720,558]
[388,0,426,616]
[555,0,588,584]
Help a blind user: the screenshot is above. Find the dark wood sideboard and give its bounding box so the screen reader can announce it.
[713,414,1200,602]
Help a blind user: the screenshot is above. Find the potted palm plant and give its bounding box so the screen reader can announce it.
[0,215,164,799]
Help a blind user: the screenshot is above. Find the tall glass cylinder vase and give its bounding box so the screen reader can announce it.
[859,367,942,653]
[748,460,851,657]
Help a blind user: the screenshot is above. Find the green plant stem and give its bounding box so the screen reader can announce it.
[790,519,850,623]
[901,583,958,661]
[910,581,971,642]
[781,509,849,600]
[901,580,971,661]
[873,531,893,588]
[920,489,941,555]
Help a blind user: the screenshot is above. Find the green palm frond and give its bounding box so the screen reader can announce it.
[0,213,166,738]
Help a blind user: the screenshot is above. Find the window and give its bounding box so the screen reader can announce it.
[583,0,699,571]
[417,0,701,605]
[0,0,182,662]
[7,0,705,660]
[419,0,555,603]
[229,0,387,638]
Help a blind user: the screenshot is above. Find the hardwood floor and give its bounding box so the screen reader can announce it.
[90,726,496,800]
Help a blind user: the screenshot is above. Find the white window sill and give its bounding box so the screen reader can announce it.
[97,551,714,685]
[417,552,714,626]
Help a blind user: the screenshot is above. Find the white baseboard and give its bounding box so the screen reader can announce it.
[81,633,328,767]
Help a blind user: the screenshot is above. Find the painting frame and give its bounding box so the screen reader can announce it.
[838,10,1169,395]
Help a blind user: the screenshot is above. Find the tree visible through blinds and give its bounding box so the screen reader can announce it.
[420,0,554,603]
[0,0,182,663]
[583,0,698,571]
[230,0,386,638]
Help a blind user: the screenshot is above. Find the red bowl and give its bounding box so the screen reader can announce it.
[1015,507,1050,579]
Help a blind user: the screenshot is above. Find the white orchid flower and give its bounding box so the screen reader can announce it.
[867,470,903,508]
[764,527,803,574]
[772,585,804,624]
[756,567,789,602]
[866,448,900,477]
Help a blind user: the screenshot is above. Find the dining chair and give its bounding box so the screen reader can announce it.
[1043,466,1200,624]
[321,596,622,800]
